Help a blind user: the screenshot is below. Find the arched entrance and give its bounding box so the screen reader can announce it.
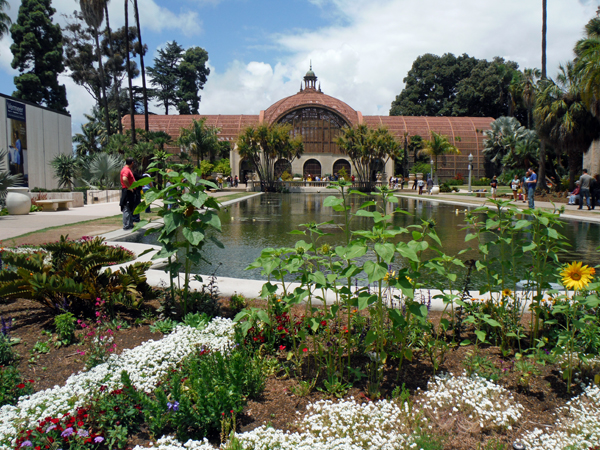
[239,159,253,184]
[303,159,322,179]
[333,159,351,178]
[274,159,292,179]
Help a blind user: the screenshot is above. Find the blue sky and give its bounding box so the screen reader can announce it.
[1,0,600,135]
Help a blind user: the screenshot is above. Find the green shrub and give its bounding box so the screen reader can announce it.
[472,177,491,186]
[445,178,462,186]
[410,161,432,175]
[229,293,247,314]
[0,366,33,407]
[0,334,16,366]
[54,312,77,345]
[149,318,178,334]
[129,346,266,441]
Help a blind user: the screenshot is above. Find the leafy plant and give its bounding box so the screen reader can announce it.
[54,312,77,345]
[462,350,504,382]
[0,366,33,407]
[149,318,178,334]
[229,292,247,314]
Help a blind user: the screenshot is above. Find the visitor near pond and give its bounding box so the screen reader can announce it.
[490,176,498,199]
[417,178,425,195]
[568,181,581,205]
[526,168,537,209]
[426,176,433,194]
[578,169,593,210]
[511,175,519,201]
[119,157,136,230]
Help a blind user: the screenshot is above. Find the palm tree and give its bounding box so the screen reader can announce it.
[82,153,123,189]
[50,154,79,191]
[103,0,122,133]
[418,131,460,185]
[483,116,539,173]
[73,122,100,157]
[0,0,11,41]
[534,62,600,190]
[177,118,220,170]
[79,0,111,138]
[124,0,136,144]
[521,68,541,129]
[574,16,600,118]
[132,0,148,133]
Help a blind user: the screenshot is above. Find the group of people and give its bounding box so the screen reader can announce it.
[508,169,538,208]
[568,169,600,210]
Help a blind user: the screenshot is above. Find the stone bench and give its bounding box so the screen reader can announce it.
[475,190,488,198]
[35,199,74,212]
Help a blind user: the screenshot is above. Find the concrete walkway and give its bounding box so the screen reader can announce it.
[0,187,251,242]
[395,189,600,224]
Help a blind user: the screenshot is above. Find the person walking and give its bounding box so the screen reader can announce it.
[526,168,537,209]
[119,157,136,230]
[521,171,529,203]
[490,176,498,199]
[426,176,433,194]
[511,174,520,201]
[578,169,593,210]
[417,178,425,195]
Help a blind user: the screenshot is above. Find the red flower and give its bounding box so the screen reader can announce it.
[279,345,286,351]
[320,320,327,326]
[77,421,84,427]
[302,348,308,353]
[17,383,25,389]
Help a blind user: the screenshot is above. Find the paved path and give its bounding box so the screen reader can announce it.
[0,187,251,242]
[396,189,600,224]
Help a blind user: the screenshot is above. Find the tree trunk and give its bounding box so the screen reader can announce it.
[94,29,111,138]
[538,0,547,190]
[133,0,149,134]
[124,0,136,144]
[104,2,122,134]
[568,148,578,192]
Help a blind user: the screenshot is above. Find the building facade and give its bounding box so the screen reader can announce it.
[123,68,494,182]
[0,93,72,190]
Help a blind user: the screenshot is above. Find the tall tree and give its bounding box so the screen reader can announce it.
[418,131,460,185]
[483,116,539,173]
[79,0,111,137]
[10,0,68,112]
[177,46,210,114]
[0,0,11,41]
[237,123,304,192]
[148,42,210,115]
[534,62,600,190]
[124,0,135,144]
[574,16,600,118]
[147,41,185,115]
[520,68,541,129]
[103,0,121,133]
[538,0,548,189]
[132,0,148,133]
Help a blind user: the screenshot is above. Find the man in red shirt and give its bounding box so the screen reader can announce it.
[119,157,136,230]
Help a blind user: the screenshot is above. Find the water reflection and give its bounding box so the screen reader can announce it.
[124,193,600,287]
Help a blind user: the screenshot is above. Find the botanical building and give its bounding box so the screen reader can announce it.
[123,68,494,181]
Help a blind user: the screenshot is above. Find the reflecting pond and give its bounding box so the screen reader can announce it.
[121,193,600,287]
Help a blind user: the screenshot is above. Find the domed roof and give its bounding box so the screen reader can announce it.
[263,90,359,126]
[305,68,315,77]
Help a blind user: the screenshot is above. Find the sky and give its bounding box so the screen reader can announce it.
[1,0,600,135]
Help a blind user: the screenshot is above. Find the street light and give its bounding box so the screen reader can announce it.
[468,153,473,193]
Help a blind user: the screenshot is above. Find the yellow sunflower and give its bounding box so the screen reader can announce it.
[502,288,512,298]
[560,262,595,291]
[384,271,396,282]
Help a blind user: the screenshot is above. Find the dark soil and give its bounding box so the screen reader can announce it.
[1,297,577,450]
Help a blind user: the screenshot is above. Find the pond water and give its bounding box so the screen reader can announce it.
[121,193,600,288]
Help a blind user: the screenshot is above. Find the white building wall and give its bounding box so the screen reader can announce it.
[0,94,72,190]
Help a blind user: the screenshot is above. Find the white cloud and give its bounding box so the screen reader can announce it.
[201,0,600,117]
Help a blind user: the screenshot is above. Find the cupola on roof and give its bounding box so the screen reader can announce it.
[262,65,360,126]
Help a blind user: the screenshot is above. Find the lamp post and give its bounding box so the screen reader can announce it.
[468,153,473,193]
[430,158,434,184]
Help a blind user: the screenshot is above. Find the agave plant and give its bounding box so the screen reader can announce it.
[0,148,24,204]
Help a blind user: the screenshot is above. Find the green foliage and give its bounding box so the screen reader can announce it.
[0,334,16,366]
[0,236,149,315]
[390,53,525,121]
[54,312,77,345]
[214,158,232,177]
[81,152,123,189]
[336,125,401,189]
[147,41,210,115]
[462,351,504,381]
[127,347,265,441]
[50,153,79,191]
[0,366,33,407]
[200,160,214,176]
[483,117,539,174]
[149,317,178,334]
[236,123,304,192]
[10,0,68,111]
[229,293,247,314]
[418,132,460,184]
[0,0,10,40]
[410,161,432,175]
[177,118,220,170]
[0,148,24,203]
